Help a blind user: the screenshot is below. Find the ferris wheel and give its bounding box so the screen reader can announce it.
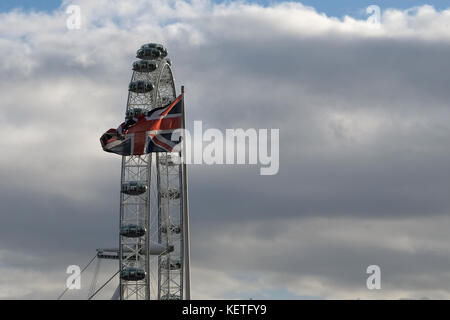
[118,43,190,300]
[56,44,190,301]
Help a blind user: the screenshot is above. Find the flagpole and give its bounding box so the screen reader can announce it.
[181,85,191,299]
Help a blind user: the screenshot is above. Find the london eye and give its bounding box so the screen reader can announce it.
[58,44,192,301]
[118,43,190,300]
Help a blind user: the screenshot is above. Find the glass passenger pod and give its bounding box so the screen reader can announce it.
[128,80,154,93]
[120,224,146,238]
[136,47,162,60]
[132,60,158,73]
[120,267,146,281]
[140,43,168,57]
[121,181,147,195]
[160,188,181,199]
[125,108,145,120]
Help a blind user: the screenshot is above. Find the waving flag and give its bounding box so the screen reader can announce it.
[101,94,183,155]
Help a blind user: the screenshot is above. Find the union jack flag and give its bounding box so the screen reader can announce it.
[100,94,183,155]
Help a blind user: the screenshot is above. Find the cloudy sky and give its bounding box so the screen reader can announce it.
[1,0,450,299]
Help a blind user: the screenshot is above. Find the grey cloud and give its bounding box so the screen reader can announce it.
[1,1,450,299]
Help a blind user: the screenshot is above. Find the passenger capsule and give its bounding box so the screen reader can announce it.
[128,80,154,93]
[132,60,157,73]
[140,43,168,57]
[125,108,145,120]
[120,267,146,281]
[121,181,147,195]
[120,224,146,238]
[136,47,161,60]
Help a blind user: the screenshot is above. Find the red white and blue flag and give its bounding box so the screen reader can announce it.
[100,94,183,155]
